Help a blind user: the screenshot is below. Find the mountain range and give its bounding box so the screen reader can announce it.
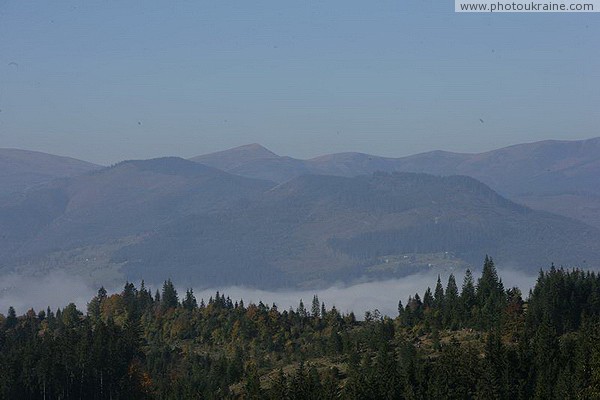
[0,137,598,288]
[192,138,600,229]
[0,148,100,197]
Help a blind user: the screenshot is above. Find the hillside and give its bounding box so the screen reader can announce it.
[192,138,600,196]
[0,157,273,282]
[2,154,599,288]
[395,137,600,196]
[0,148,100,196]
[114,172,600,288]
[190,137,600,228]
[3,262,600,399]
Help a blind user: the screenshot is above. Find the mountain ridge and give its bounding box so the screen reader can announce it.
[1,140,599,289]
[113,171,600,288]
[190,137,600,227]
[0,148,101,196]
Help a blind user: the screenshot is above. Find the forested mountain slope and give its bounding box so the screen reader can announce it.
[1,158,598,288]
[192,137,600,228]
[0,157,273,280]
[2,259,600,399]
[115,172,600,287]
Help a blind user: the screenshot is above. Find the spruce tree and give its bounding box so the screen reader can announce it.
[244,363,263,400]
[297,300,307,318]
[423,288,434,309]
[269,369,288,400]
[477,256,504,305]
[182,289,198,311]
[476,256,506,328]
[311,295,320,318]
[461,269,476,325]
[5,306,17,329]
[434,275,445,309]
[445,274,460,328]
[161,279,179,309]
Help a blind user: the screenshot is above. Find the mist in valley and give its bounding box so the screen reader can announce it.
[0,267,539,318]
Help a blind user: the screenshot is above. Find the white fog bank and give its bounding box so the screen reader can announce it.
[0,268,538,317]
[192,268,538,318]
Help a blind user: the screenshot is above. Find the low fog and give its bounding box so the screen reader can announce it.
[0,271,100,316]
[192,268,538,318]
[0,268,539,318]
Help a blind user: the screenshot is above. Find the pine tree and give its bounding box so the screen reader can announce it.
[320,368,341,399]
[307,364,322,399]
[122,281,137,319]
[289,361,308,400]
[97,286,107,301]
[477,256,504,305]
[476,256,506,329]
[137,280,154,311]
[297,300,307,318]
[445,274,460,328]
[61,303,81,327]
[311,295,320,318]
[244,363,263,400]
[480,330,508,399]
[161,279,179,309]
[5,306,17,329]
[461,269,476,325]
[423,288,434,309]
[182,288,198,311]
[533,318,559,399]
[269,369,288,400]
[87,297,101,320]
[434,275,445,310]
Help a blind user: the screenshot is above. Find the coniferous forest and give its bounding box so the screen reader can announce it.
[2,257,600,399]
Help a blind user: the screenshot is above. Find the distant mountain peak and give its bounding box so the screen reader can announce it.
[240,143,278,154]
[210,143,279,158]
[190,143,279,171]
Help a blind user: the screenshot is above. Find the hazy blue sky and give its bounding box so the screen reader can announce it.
[0,0,598,165]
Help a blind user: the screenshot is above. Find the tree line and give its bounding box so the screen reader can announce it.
[2,257,600,399]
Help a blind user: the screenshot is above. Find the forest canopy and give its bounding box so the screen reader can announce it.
[2,257,600,399]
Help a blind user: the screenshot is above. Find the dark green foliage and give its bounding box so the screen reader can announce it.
[444,274,460,328]
[182,288,198,311]
[161,279,178,309]
[2,260,600,399]
[434,275,445,309]
[475,256,506,329]
[526,266,600,336]
[311,294,321,318]
[0,311,148,399]
[4,306,17,329]
[461,269,476,324]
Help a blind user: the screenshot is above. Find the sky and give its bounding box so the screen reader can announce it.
[0,0,598,165]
